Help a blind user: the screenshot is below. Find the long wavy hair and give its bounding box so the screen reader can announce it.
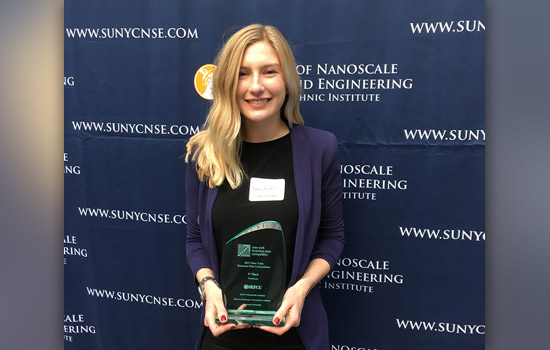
[186,24,304,189]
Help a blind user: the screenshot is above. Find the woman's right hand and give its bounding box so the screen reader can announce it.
[203,281,249,336]
[202,280,235,336]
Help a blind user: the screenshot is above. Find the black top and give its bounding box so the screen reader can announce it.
[213,133,298,287]
[205,133,303,349]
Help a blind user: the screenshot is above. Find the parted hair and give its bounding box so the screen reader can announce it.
[185,24,304,189]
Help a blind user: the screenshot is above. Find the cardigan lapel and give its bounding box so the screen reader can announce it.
[205,186,221,279]
[289,126,311,285]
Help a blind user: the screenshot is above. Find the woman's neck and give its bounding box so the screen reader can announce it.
[243,118,289,143]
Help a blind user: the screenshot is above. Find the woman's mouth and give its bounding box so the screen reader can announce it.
[247,98,270,105]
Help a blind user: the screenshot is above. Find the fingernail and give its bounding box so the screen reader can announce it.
[231,325,236,329]
[274,317,280,325]
[220,315,227,322]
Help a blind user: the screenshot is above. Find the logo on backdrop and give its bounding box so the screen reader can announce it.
[399,226,485,243]
[322,257,405,294]
[340,164,408,201]
[64,313,96,343]
[77,207,186,225]
[396,318,485,335]
[410,20,485,34]
[65,27,199,40]
[85,286,202,309]
[194,64,216,100]
[403,129,485,144]
[64,76,75,87]
[331,345,379,350]
[70,121,200,137]
[64,152,81,175]
[297,63,413,103]
[64,235,88,265]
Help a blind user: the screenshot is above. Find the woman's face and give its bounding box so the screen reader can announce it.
[236,41,287,126]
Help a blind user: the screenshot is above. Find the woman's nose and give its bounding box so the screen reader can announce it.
[249,74,264,93]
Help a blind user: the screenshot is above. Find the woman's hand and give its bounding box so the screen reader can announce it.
[202,281,248,336]
[258,258,331,335]
[202,279,236,336]
[257,281,308,335]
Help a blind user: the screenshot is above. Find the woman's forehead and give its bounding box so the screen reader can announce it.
[240,41,280,67]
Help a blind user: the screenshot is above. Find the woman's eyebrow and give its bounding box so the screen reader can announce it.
[240,63,281,69]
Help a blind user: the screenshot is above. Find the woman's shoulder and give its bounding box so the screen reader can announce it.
[291,125,339,167]
[291,125,337,145]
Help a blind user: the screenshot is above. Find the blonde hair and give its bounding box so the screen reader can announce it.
[186,24,304,189]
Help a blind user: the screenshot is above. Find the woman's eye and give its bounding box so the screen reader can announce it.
[238,72,247,77]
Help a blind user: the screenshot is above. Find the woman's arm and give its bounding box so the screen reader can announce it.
[310,133,345,269]
[185,161,212,276]
[259,258,330,335]
[260,132,345,335]
[185,162,241,336]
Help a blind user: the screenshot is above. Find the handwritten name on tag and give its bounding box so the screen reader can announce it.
[249,177,285,202]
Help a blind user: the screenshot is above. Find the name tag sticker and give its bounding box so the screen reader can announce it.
[249,177,285,202]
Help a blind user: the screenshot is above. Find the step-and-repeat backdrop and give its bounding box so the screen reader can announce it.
[65,1,484,349]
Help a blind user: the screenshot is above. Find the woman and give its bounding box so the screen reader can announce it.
[185,24,344,350]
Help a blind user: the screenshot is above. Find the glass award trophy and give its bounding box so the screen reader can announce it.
[218,221,286,327]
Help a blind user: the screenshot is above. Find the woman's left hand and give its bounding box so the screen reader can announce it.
[257,281,307,335]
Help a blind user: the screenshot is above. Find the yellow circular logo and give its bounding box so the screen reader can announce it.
[194,64,216,100]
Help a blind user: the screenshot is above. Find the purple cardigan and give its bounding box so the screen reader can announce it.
[185,125,345,350]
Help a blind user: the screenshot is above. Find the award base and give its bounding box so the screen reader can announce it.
[215,309,285,327]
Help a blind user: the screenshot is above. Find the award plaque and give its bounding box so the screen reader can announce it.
[218,221,286,327]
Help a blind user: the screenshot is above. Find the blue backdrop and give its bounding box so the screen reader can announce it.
[64,1,485,349]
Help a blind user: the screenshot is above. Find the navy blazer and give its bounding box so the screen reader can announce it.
[186,125,345,349]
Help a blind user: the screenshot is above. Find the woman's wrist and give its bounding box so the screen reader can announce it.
[291,278,313,298]
[204,279,221,293]
[196,268,215,283]
[196,268,221,300]
[293,258,331,297]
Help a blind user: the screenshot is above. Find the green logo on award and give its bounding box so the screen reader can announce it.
[238,244,251,257]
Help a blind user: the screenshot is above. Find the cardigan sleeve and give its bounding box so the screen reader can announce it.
[185,160,212,280]
[310,133,345,270]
